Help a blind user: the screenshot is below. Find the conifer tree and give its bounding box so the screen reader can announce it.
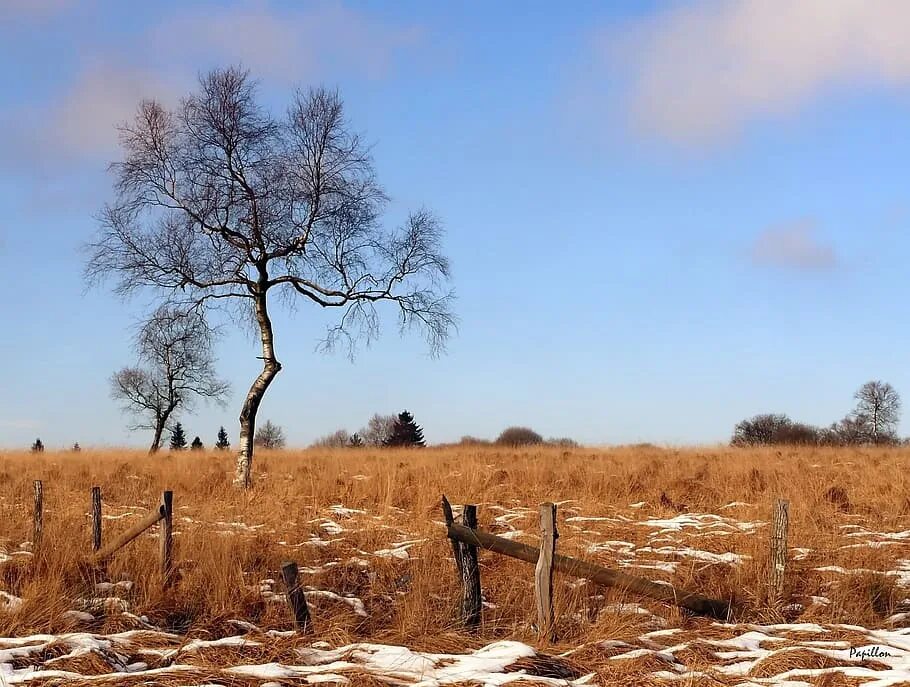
[384,411,426,447]
[349,433,364,447]
[215,426,230,451]
[31,438,44,453]
[169,423,188,451]
[191,436,204,451]
[72,442,81,452]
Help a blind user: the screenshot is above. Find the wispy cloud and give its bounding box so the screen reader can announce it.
[0,0,74,22]
[150,3,423,83]
[1,1,429,172]
[750,220,838,271]
[587,0,910,145]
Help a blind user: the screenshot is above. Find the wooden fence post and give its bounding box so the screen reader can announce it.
[460,504,482,629]
[32,480,43,551]
[769,498,789,605]
[281,561,312,632]
[535,502,558,639]
[159,490,173,586]
[441,496,465,578]
[91,486,102,552]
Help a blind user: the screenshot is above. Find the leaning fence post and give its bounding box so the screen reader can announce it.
[32,480,43,551]
[769,498,789,605]
[535,502,558,639]
[91,486,102,552]
[281,561,312,632]
[159,490,173,586]
[460,504,482,629]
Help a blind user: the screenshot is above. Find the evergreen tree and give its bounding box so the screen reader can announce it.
[169,423,188,450]
[215,426,230,451]
[191,436,204,450]
[349,433,364,447]
[384,411,426,447]
[31,438,44,453]
[72,442,81,452]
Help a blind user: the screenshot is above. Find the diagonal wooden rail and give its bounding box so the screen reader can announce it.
[93,503,165,563]
[441,495,730,619]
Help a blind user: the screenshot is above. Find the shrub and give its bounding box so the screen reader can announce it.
[190,436,204,451]
[458,435,492,446]
[547,437,579,448]
[496,426,544,446]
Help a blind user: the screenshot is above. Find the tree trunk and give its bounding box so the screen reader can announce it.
[235,290,282,488]
[149,407,174,455]
[149,423,163,454]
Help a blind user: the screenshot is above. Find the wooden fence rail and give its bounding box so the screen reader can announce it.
[441,495,730,620]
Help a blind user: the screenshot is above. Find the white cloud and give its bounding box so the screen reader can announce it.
[750,220,838,270]
[595,0,910,144]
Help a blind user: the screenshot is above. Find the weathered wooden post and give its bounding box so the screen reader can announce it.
[441,496,465,578]
[91,486,102,552]
[281,561,312,632]
[32,480,43,551]
[460,504,482,629]
[535,502,558,639]
[769,498,789,605]
[159,490,173,586]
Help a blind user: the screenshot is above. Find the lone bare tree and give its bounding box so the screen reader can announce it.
[254,420,286,449]
[111,306,229,453]
[87,68,454,486]
[358,413,397,446]
[851,380,901,444]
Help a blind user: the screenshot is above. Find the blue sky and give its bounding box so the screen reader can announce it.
[2,0,910,448]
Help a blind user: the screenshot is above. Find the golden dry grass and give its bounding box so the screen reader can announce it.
[0,444,908,683]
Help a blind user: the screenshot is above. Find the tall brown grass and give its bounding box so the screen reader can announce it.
[0,444,907,649]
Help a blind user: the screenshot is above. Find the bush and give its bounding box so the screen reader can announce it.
[547,437,579,448]
[458,435,492,446]
[496,426,544,446]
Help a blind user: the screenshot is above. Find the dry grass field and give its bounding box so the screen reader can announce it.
[0,445,909,685]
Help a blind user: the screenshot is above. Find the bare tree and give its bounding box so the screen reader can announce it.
[86,68,455,487]
[358,413,397,447]
[254,420,286,449]
[310,428,350,448]
[111,306,228,453]
[852,380,901,444]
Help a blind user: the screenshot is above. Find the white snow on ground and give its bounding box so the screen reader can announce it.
[0,632,595,686]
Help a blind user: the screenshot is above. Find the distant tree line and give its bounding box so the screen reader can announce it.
[732,380,905,447]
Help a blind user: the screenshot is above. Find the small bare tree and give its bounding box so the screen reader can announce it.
[852,380,901,444]
[358,413,397,447]
[254,420,286,449]
[111,307,229,453]
[87,68,454,487]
